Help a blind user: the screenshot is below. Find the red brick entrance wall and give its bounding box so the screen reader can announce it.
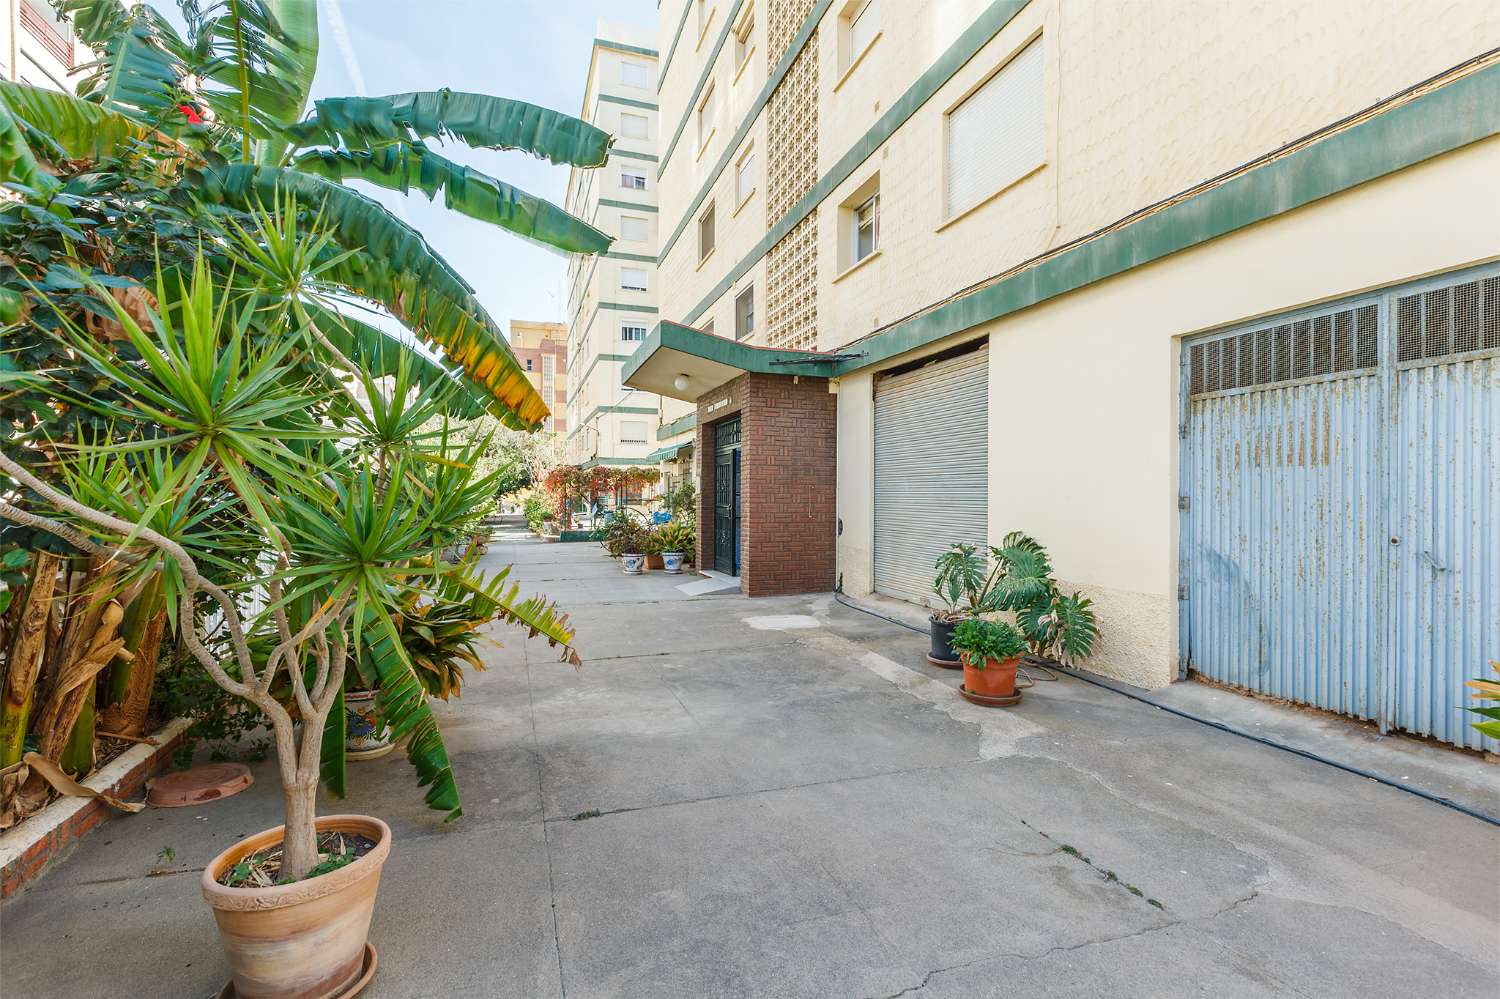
[695,373,836,596]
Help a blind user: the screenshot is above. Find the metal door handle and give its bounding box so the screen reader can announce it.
[1421,551,1449,573]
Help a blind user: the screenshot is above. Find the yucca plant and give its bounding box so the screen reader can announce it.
[1,253,578,878]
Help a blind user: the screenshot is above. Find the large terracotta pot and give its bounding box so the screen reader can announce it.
[962,654,1020,699]
[202,814,391,998]
[645,553,665,570]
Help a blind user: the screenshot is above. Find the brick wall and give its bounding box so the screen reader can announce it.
[695,373,836,596]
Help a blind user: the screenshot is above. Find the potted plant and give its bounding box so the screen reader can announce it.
[657,518,695,574]
[930,543,990,668]
[986,533,1101,665]
[949,618,1029,703]
[643,526,665,571]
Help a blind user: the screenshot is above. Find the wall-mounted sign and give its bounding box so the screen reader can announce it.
[705,397,729,414]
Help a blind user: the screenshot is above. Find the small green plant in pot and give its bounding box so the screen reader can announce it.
[930,543,990,668]
[950,618,1028,702]
[985,533,1100,666]
[657,518,695,574]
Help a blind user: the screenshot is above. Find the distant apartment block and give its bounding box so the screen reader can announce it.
[2,0,80,90]
[509,320,568,433]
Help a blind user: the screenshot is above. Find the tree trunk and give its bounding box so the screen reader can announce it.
[0,552,61,767]
[101,575,167,737]
[279,778,320,881]
[35,563,126,768]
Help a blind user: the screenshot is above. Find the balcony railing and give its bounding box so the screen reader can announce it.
[20,0,74,70]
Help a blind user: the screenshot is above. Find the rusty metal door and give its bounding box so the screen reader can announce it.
[1180,265,1498,749]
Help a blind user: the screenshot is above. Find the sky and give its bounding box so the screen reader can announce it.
[289,0,657,341]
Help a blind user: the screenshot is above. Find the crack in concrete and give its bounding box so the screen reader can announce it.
[525,644,570,999]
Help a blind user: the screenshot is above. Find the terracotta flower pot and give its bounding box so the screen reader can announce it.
[962,654,1021,699]
[202,814,391,999]
[645,553,665,570]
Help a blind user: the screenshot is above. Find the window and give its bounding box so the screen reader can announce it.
[621,420,648,445]
[733,6,755,68]
[698,202,716,262]
[853,193,879,263]
[843,0,879,71]
[945,36,1044,218]
[735,147,756,205]
[697,83,716,150]
[620,112,649,139]
[542,355,555,405]
[525,358,533,371]
[621,267,648,292]
[620,60,650,88]
[620,215,649,242]
[621,170,647,190]
[621,323,647,342]
[735,286,755,341]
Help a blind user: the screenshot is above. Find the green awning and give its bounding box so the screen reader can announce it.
[644,442,691,462]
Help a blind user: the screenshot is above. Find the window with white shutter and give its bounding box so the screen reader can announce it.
[620,61,650,88]
[620,216,649,242]
[620,113,649,139]
[621,267,648,292]
[944,36,1044,219]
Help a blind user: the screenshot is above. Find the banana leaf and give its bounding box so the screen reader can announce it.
[0,100,55,192]
[192,162,550,428]
[320,684,346,799]
[287,89,612,167]
[255,0,319,165]
[0,80,176,165]
[63,2,189,117]
[301,300,489,421]
[293,144,612,255]
[364,617,464,818]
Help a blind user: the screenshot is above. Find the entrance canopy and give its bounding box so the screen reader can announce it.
[622,321,840,402]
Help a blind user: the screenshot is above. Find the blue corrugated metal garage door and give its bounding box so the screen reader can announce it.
[1181,265,1499,749]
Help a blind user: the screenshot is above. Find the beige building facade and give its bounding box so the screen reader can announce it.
[564,21,697,483]
[627,0,1500,748]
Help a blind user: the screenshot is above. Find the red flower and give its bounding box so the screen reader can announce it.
[177,103,203,125]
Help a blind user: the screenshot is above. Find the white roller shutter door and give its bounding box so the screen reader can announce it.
[873,345,988,605]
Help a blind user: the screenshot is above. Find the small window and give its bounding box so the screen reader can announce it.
[698,202,716,262]
[621,323,647,342]
[621,420,648,445]
[735,286,755,341]
[735,147,755,205]
[525,358,533,371]
[620,112,649,139]
[620,61,651,88]
[619,215,649,242]
[621,267,648,292]
[945,37,1044,218]
[621,170,647,190]
[853,193,878,263]
[843,0,879,71]
[697,83,716,149]
[733,6,755,68]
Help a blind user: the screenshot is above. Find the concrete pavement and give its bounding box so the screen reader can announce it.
[2,529,1497,997]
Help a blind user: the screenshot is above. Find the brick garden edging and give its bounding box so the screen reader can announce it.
[0,716,193,898]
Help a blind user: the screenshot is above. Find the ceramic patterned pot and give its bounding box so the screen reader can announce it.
[662,552,685,574]
[621,553,645,575]
[345,689,394,760]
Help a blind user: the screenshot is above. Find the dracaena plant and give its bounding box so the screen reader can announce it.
[0,259,578,880]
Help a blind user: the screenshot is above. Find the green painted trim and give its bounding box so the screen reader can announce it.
[598,301,658,314]
[657,0,693,87]
[599,94,659,110]
[595,38,659,58]
[827,61,1500,376]
[622,321,838,387]
[606,250,657,263]
[657,0,748,177]
[599,198,659,213]
[657,412,697,440]
[579,457,659,469]
[558,529,606,542]
[678,0,1028,323]
[572,352,631,385]
[613,148,659,163]
[658,0,835,259]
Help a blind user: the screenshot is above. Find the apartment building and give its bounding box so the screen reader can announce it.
[2,0,79,90]
[509,320,568,433]
[564,21,697,486]
[625,0,1500,750]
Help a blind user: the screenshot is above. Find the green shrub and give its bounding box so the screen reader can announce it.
[949,618,1027,667]
[523,495,552,533]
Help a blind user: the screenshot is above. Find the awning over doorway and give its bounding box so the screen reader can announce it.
[622,322,841,401]
[644,442,691,462]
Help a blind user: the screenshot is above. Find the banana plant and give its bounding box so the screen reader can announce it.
[7,0,616,429]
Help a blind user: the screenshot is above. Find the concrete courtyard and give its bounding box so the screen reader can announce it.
[3,530,1497,997]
